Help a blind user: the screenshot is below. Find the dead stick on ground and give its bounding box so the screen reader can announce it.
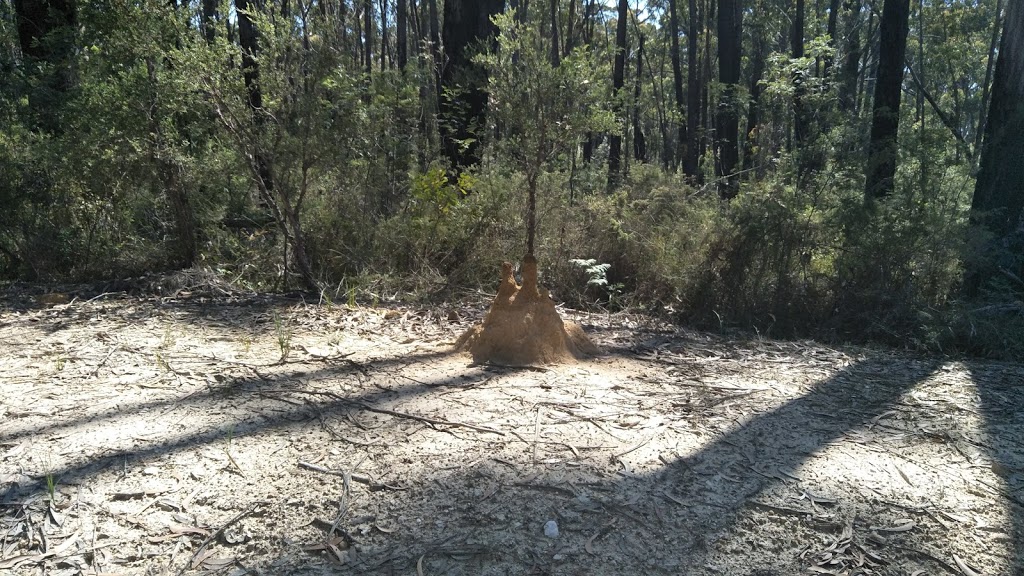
[353,400,504,435]
[532,407,541,463]
[90,345,120,377]
[177,501,264,575]
[298,460,406,490]
[276,389,504,435]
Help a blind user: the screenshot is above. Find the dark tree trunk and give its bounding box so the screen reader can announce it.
[364,0,373,75]
[607,0,628,185]
[716,0,741,198]
[685,0,700,177]
[824,0,840,77]
[974,0,1004,163]
[438,0,504,169]
[397,0,408,70]
[743,29,766,175]
[13,0,77,133]
[564,0,577,56]
[668,0,685,171]
[202,0,219,44]
[428,0,441,102]
[864,0,910,201]
[699,0,712,169]
[380,0,389,69]
[632,32,647,162]
[582,0,596,163]
[970,0,1024,293]
[838,0,861,113]
[793,0,816,183]
[550,0,560,66]
[236,0,264,114]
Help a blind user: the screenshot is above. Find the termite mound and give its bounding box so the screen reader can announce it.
[455,256,598,366]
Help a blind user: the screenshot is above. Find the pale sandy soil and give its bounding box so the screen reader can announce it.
[1,281,1021,575]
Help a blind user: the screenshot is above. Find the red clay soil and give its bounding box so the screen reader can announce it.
[455,256,598,366]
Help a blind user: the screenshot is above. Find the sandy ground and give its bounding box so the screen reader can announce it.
[1,284,1022,575]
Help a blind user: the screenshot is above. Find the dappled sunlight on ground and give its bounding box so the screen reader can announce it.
[1,294,1020,574]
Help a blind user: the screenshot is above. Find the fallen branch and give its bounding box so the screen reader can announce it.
[177,501,265,576]
[297,460,406,490]
[353,401,504,435]
[291,389,505,436]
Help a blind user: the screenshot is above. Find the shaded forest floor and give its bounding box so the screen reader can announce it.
[1,280,1022,575]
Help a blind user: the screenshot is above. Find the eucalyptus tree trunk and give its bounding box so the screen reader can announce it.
[632,32,647,163]
[716,0,742,198]
[397,0,408,70]
[970,0,1024,293]
[838,0,862,113]
[438,0,504,169]
[668,0,686,171]
[864,0,910,201]
[685,0,700,177]
[550,0,560,66]
[607,0,628,185]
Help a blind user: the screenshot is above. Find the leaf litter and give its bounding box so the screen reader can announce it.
[0,285,1021,575]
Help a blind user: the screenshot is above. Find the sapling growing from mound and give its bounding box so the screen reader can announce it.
[455,12,611,365]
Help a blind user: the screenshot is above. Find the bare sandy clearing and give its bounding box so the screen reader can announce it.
[1,292,1021,575]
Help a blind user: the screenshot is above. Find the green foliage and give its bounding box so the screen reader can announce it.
[0,0,1018,358]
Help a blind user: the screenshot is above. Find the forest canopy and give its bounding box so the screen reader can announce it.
[0,0,1021,358]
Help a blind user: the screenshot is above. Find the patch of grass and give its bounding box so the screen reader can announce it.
[273,311,292,362]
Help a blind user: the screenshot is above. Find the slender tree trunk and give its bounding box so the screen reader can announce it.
[971,0,1024,243]
[716,0,742,198]
[607,0,628,185]
[380,0,389,69]
[685,0,700,177]
[397,0,408,70]
[699,0,713,175]
[824,0,840,77]
[632,32,647,162]
[743,30,766,175]
[428,0,441,103]
[864,0,910,201]
[793,0,815,184]
[202,0,219,44]
[668,0,686,171]
[582,0,597,163]
[564,0,576,56]
[550,0,560,66]
[364,0,373,76]
[974,0,1004,165]
[838,0,861,113]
